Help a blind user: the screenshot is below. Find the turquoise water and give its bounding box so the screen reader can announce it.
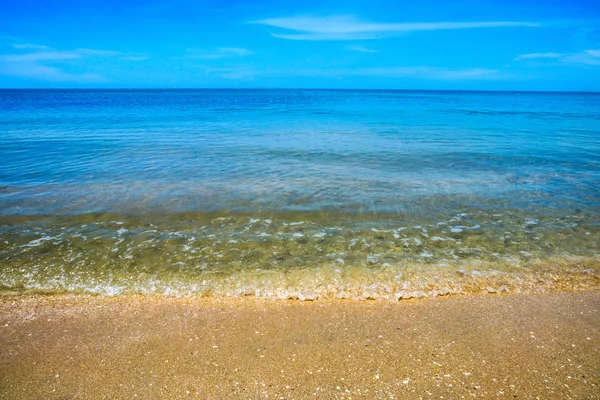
[1,89,599,298]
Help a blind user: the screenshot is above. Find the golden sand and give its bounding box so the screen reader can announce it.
[1,292,598,399]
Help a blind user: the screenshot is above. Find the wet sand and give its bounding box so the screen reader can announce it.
[0,292,598,399]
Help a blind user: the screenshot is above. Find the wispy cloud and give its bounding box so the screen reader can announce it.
[341,66,500,80]
[0,44,150,82]
[0,62,103,82]
[250,15,539,41]
[515,49,600,65]
[514,52,564,61]
[0,45,122,83]
[585,49,600,58]
[75,48,121,56]
[574,27,596,39]
[4,51,82,62]
[119,56,149,61]
[345,45,378,53]
[11,43,51,50]
[180,47,255,59]
[562,50,600,66]
[207,67,261,79]
[205,65,503,81]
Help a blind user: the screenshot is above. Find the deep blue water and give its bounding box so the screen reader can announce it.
[1,89,599,216]
[0,89,598,297]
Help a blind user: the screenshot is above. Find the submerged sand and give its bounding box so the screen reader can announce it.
[0,292,598,399]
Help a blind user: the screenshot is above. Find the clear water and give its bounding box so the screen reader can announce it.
[1,89,599,298]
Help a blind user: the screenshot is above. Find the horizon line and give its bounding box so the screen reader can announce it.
[1,88,599,94]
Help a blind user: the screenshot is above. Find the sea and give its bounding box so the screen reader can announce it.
[0,89,598,299]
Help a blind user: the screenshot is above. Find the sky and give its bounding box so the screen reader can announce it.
[0,0,599,90]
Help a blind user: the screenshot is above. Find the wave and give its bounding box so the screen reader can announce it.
[1,212,598,299]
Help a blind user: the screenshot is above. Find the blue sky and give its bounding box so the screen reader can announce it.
[0,0,599,90]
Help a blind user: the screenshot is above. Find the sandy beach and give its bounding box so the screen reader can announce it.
[0,292,598,399]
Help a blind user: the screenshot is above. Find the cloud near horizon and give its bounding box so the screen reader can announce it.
[4,51,82,63]
[0,63,104,83]
[119,56,149,61]
[345,45,378,53]
[207,65,502,81]
[250,15,540,41]
[180,47,255,60]
[0,45,135,83]
[515,49,600,66]
[75,48,121,56]
[514,52,564,61]
[11,43,51,50]
[326,66,501,80]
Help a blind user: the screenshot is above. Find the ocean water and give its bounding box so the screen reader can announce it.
[0,89,599,299]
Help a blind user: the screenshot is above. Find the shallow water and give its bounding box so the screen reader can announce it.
[1,89,599,298]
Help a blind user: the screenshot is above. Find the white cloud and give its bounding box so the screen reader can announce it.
[345,45,378,53]
[4,51,81,62]
[343,66,500,80]
[0,63,103,82]
[219,48,255,56]
[181,47,255,59]
[250,15,539,41]
[515,49,600,66]
[3,48,122,63]
[585,49,600,58]
[207,67,261,79]
[270,32,383,41]
[514,52,564,61]
[119,56,149,61]
[75,48,121,56]
[1,42,149,81]
[205,65,502,81]
[562,53,600,66]
[11,43,51,50]
[0,46,120,83]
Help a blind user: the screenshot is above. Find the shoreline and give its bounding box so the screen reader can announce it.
[1,291,599,399]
